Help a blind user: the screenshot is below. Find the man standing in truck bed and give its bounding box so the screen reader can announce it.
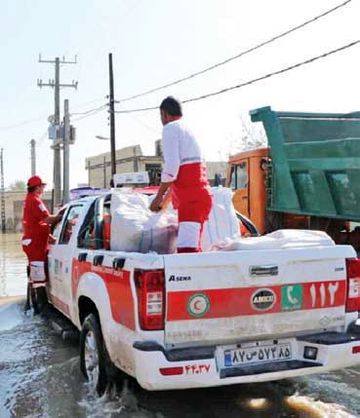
[150,96,212,253]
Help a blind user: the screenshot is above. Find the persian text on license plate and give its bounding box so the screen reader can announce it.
[224,343,292,367]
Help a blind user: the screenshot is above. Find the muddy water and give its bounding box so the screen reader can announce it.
[0,233,27,298]
[0,233,360,417]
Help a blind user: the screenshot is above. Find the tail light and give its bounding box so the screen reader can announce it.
[135,269,165,330]
[346,258,360,312]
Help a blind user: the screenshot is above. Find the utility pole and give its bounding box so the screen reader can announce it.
[0,149,5,233]
[108,53,116,186]
[63,99,70,204]
[37,55,77,207]
[103,156,107,188]
[30,139,36,176]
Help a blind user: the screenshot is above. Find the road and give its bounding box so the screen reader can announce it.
[0,233,359,417]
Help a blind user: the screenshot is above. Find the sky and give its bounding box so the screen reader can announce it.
[0,0,359,189]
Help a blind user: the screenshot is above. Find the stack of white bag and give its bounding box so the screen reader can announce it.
[110,187,241,254]
[110,192,178,254]
[201,187,241,251]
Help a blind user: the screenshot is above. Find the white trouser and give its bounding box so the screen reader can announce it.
[177,222,201,249]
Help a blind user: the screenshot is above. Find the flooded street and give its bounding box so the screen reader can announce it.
[1,233,360,417]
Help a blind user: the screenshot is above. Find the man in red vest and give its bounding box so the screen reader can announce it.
[150,97,212,253]
[22,175,62,312]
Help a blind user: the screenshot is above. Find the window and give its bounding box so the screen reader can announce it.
[58,205,83,245]
[230,166,236,190]
[77,202,96,249]
[236,162,248,189]
[230,161,248,190]
[145,163,162,186]
[51,206,67,242]
[52,219,63,242]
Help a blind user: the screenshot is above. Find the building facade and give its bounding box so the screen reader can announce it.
[1,190,52,232]
[86,143,226,188]
[85,145,163,188]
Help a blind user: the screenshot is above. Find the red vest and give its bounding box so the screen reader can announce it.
[171,163,212,223]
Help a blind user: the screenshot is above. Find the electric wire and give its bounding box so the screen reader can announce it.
[126,112,161,134]
[117,0,352,103]
[36,130,49,147]
[114,39,360,114]
[0,114,49,131]
[0,1,351,130]
[71,105,107,122]
[0,102,107,131]
[70,103,107,117]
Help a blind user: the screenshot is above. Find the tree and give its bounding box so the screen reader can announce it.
[232,115,267,154]
[9,180,26,191]
[218,115,268,161]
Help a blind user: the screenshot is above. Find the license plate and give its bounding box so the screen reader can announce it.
[223,342,292,367]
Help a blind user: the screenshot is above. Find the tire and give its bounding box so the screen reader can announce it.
[80,313,108,395]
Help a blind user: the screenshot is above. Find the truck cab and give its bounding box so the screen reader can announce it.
[226,148,268,234]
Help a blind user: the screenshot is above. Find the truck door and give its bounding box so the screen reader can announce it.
[48,204,84,317]
[230,160,249,218]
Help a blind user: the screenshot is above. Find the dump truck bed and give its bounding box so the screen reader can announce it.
[250,107,360,221]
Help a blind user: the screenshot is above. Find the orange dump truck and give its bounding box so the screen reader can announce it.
[226,106,360,249]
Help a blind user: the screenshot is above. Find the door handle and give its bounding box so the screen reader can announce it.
[78,252,88,262]
[93,255,104,266]
[250,265,278,276]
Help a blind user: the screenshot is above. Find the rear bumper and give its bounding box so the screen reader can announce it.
[132,332,360,391]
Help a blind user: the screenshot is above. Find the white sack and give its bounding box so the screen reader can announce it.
[110,192,178,254]
[209,229,335,252]
[201,187,240,251]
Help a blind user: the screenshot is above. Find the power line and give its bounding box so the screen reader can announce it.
[2,2,351,133]
[70,97,107,111]
[0,114,49,131]
[126,112,161,134]
[0,102,107,132]
[71,105,107,122]
[37,129,50,147]
[114,39,360,114]
[70,103,107,116]
[117,0,352,103]
[0,93,106,131]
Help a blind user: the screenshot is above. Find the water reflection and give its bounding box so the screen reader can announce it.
[0,233,27,298]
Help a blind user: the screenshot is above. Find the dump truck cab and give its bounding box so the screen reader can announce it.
[226,147,269,234]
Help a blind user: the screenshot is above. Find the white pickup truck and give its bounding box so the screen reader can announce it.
[46,190,360,394]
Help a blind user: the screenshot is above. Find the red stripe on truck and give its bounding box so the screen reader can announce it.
[50,293,70,317]
[72,259,135,330]
[166,280,346,321]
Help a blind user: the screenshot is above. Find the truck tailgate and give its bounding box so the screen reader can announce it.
[164,245,355,345]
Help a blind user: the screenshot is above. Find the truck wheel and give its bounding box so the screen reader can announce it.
[80,313,108,395]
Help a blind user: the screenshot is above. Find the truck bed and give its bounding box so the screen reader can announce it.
[250,106,360,221]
